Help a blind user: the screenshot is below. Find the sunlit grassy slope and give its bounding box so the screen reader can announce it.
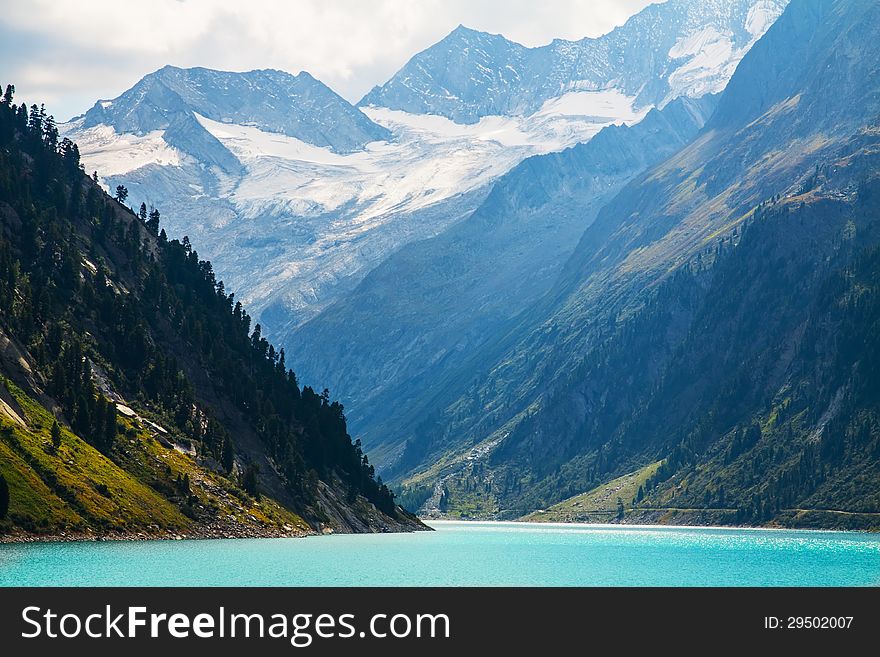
[0,377,307,537]
[523,462,661,522]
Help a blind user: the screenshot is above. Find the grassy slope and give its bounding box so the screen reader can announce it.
[523,462,661,522]
[525,455,880,530]
[0,377,308,538]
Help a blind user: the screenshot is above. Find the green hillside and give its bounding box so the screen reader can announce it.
[0,87,422,539]
[524,462,661,523]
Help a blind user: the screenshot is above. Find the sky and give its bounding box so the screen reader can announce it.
[0,0,658,122]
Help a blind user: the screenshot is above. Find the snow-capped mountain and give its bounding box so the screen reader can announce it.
[62,0,786,340]
[360,0,787,123]
[82,66,389,154]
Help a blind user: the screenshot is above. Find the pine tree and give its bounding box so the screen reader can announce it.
[114,185,128,204]
[50,419,62,449]
[147,208,160,234]
[221,435,235,473]
[242,464,260,499]
[43,114,58,150]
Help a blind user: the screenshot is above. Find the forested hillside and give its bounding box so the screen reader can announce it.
[0,87,421,539]
[407,139,880,530]
[504,161,880,529]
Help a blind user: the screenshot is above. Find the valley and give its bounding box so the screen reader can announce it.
[4,0,880,539]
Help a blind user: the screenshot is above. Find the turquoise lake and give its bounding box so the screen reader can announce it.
[1,521,879,586]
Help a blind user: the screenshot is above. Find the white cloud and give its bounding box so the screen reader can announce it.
[0,0,658,121]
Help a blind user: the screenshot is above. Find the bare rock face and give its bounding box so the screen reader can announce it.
[314,477,428,534]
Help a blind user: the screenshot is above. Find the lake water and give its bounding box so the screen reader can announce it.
[1,521,878,586]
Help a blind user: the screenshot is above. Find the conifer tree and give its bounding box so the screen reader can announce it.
[147,208,160,234]
[222,435,235,473]
[50,419,62,449]
[243,464,260,499]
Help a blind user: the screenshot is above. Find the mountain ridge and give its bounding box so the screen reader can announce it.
[62,0,786,343]
[290,94,718,460]
[81,65,391,154]
[359,0,787,123]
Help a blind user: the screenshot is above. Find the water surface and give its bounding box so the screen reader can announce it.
[1,521,878,586]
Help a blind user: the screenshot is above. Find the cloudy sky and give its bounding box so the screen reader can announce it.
[0,0,657,122]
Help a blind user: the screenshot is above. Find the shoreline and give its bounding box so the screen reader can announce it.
[4,518,875,544]
[424,518,879,535]
[0,524,314,545]
[1,513,431,544]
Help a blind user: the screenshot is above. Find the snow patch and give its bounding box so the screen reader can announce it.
[63,124,183,177]
[746,1,780,37]
[669,26,730,60]
[534,89,643,120]
[663,3,786,106]
[531,90,649,144]
[667,28,737,100]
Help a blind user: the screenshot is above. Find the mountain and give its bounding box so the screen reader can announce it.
[63,69,644,335]
[290,94,717,461]
[0,92,422,539]
[359,0,787,123]
[62,0,783,343]
[81,65,390,154]
[381,0,880,530]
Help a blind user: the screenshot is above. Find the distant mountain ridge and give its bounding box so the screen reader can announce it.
[81,65,390,154]
[359,0,787,123]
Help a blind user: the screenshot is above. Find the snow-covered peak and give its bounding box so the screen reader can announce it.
[359,0,788,123]
[81,65,390,154]
[359,24,529,124]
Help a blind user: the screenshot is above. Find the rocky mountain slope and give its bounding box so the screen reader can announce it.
[360,0,787,122]
[291,94,717,460]
[384,0,880,530]
[82,66,390,154]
